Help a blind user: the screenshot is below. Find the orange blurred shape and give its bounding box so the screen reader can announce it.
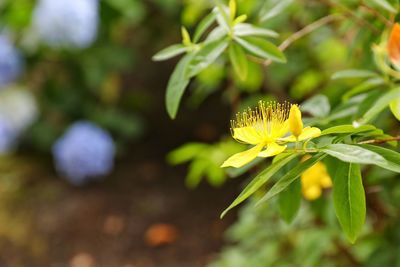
[388,23,400,66]
[144,223,178,247]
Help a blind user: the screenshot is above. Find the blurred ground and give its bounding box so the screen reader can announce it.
[0,154,239,267]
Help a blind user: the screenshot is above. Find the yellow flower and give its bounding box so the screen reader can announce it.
[221,101,291,168]
[281,104,321,142]
[221,101,322,169]
[301,155,332,200]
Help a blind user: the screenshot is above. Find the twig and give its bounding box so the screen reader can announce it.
[319,0,380,34]
[255,14,341,67]
[357,136,400,144]
[359,2,393,27]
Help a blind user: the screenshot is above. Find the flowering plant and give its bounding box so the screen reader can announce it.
[157,0,400,244]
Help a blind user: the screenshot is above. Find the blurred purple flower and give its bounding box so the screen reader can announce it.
[52,121,115,185]
[0,35,23,87]
[0,116,17,154]
[33,0,99,49]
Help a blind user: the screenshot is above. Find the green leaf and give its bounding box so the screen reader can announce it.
[342,77,385,101]
[256,153,326,205]
[189,38,228,77]
[260,0,293,22]
[333,162,366,243]
[229,43,248,81]
[214,3,231,31]
[390,97,400,121]
[361,87,400,123]
[322,144,387,165]
[205,26,228,42]
[233,23,279,38]
[165,54,193,119]
[193,12,217,43]
[321,124,376,136]
[358,144,400,173]
[278,178,301,223]
[152,44,187,61]
[167,143,208,164]
[368,0,397,13]
[235,36,286,63]
[187,159,209,188]
[220,153,297,218]
[301,94,330,118]
[331,69,378,80]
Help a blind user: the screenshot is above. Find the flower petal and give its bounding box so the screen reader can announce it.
[258,142,286,158]
[297,127,321,141]
[221,143,264,168]
[233,127,263,145]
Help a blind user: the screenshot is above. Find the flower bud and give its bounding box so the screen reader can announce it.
[289,104,303,137]
[388,23,400,68]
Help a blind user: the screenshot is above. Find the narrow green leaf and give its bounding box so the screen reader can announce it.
[214,2,231,31]
[220,153,297,218]
[235,36,286,63]
[369,0,397,13]
[152,44,187,61]
[342,77,385,100]
[358,144,400,173]
[166,54,193,119]
[278,178,301,223]
[260,0,293,22]
[229,42,248,81]
[333,162,366,243]
[193,12,217,43]
[189,38,228,77]
[233,23,279,38]
[361,87,400,123]
[205,26,228,42]
[331,69,378,80]
[256,153,326,205]
[322,144,387,165]
[321,124,376,136]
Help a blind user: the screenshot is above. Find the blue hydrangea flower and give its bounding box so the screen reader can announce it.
[52,121,115,185]
[0,35,23,87]
[0,116,17,154]
[32,0,99,49]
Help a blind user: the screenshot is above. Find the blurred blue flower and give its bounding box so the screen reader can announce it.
[0,116,17,154]
[0,35,23,87]
[33,0,99,49]
[53,121,115,185]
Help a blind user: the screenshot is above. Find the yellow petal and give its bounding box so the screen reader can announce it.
[233,127,263,145]
[289,105,303,137]
[297,127,321,141]
[272,119,289,139]
[278,135,296,142]
[258,142,286,157]
[303,185,322,201]
[221,143,264,168]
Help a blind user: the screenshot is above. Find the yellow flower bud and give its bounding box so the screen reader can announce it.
[289,104,303,137]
